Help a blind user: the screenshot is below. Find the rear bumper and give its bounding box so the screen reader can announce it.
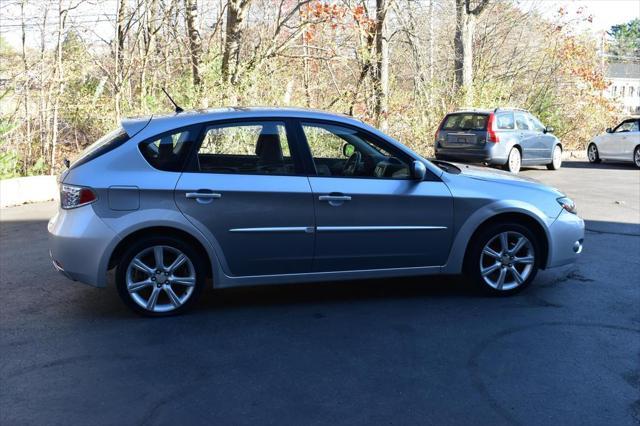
[546,210,585,268]
[48,205,119,287]
[434,144,508,165]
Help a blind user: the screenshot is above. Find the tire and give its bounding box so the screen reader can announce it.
[465,222,540,296]
[115,235,206,317]
[503,147,521,174]
[634,146,640,169]
[547,145,562,170]
[587,143,601,163]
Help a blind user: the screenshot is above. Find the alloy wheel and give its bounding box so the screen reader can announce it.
[508,149,521,173]
[588,145,598,162]
[125,245,196,313]
[552,146,562,168]
[479,231,535,291]
[635,147,640,168]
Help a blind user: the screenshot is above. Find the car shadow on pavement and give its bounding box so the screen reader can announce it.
[560,160,638,170]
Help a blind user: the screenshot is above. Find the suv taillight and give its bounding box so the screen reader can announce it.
[61,184,97,209]
[487,113,500,143]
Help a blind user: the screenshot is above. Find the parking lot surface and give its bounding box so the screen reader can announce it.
[1,161,639,426]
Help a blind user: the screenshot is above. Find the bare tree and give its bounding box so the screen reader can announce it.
[184,0,202,86]
[221,0,252,84]
[373,0,391,129]
[454,0,490,103]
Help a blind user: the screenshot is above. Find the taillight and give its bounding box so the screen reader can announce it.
[487,113,500,143]
[435,116,447,143]
[61,184,97,209]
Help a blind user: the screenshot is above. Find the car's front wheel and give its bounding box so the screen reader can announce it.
[587,143,601,163]
[466,223,540,295]
[634,146,640,169]
[503,147,521,174]
[116,236,206,316]
[547,145,562,170]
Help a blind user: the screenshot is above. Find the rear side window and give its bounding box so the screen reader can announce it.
[70,128,129,170]
[195,121,300,175]
[139,127,199,172]
[496,113,515,130]
[515,113,531,130]
[442,113,488,131]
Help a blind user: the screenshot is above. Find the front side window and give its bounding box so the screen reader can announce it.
[139,127,196,172]
[302,122,410,179]
[528,115,546,132]
[196,121,298,175]
[515,113,531,131]
[614,120,639,133]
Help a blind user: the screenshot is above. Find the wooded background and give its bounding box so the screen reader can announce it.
[0,0,633,177]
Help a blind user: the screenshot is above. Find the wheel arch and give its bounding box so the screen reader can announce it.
[108,226,214,279]
[442,202,553,274]
[462,212,549,271]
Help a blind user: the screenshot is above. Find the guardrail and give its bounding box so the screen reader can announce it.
[0,175,58,208]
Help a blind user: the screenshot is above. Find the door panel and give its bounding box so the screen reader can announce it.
[309,177,454,271]
[175,173,315,276]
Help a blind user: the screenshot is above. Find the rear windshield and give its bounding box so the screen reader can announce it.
[70,127,129,170]
[442,113,488,131]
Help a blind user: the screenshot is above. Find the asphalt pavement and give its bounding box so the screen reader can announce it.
[1,160,639,426]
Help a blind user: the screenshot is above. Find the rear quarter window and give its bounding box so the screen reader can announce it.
[139,126,200,172]
[442,114,488,131]
[496,113,515,130]
[70,128,130,170]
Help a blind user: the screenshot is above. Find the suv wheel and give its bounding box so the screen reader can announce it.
[116,235,205,316]
[504,148,521,174]
[465,222,539,295]
[547,145,562,170]
[587,143,601,163]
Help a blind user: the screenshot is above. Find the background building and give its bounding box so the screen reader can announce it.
[605,62,640,115]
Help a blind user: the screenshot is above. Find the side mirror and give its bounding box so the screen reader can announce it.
[342,143,355,157]
[605,127,612,133]
[544,126,554,134]
[411,161,426,181]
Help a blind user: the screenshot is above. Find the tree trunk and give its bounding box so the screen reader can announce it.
[184,0,202,86]
[221,0,251,85]
[50,1,67,174]
[373,0,389,130]
[114,0,127,122]
[454,0,490,104]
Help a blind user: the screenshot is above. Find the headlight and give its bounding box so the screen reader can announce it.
[557,196,577,214]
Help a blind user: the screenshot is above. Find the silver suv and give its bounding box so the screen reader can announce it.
[48,107,584,316]
[434,108,562,173]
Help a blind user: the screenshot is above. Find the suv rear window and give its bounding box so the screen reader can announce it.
[70,127,130,170]
[442,113,488,131]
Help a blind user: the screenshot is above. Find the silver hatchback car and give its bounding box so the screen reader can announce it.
[49,108,584,316]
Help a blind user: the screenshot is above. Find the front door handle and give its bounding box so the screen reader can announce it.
[319,195,352,202]
[319,194,351,207]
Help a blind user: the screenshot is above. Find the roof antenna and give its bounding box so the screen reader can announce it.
[162,87,184,113]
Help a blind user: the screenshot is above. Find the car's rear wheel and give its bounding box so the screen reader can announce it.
[466,222,540,295]
[116,236,205,316]
[634,146,640,169]
[503,147,521,174]
[587,143,601,163]
[547,145,562,170]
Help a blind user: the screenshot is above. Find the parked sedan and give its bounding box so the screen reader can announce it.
[49,108,584,316]
[434,108,562,174]
[587,118,640,168]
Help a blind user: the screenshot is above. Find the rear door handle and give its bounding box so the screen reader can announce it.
[185,191,222,204]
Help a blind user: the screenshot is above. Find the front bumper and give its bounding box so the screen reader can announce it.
[546,210,585,268]
[48,205,120,287]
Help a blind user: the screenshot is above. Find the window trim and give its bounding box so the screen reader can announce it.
[293,118,438,181]
[184,118,307,177]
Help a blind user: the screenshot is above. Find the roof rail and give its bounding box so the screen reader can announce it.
[494,107,530,113]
